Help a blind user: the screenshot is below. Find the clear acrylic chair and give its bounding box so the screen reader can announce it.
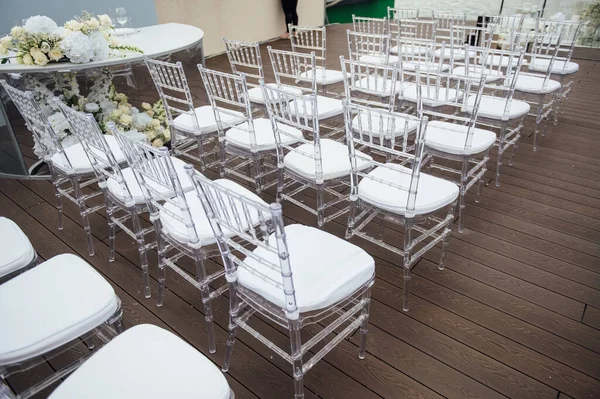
[347,30,397,66]
[343,100,458,312]
[0,80,120,257]
[531,19,583,107]
[0,253,124,399]
[352,15,388,35]
[437,24,495,62]
[513,30,563,151]
[0,217,38,284]
[288,25,345,94]
[484,14,525,51]
[268,47,345,138]
[145,57,245,170]
[409,70,494,233]
[187,168,375,399]
[261,82,373,227]
[461,47,528,186]
[432,11,467,44]
[390,19,437,54]
[223,38,302,107]
[197,65,303,192]
[387,6,420,21]
[56,101,188,299]
[396,37,448,76]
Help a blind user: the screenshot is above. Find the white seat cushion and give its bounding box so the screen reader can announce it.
[173,106,245,135]
[0,217,35,278]
[106,157,194,205]
[48,324,231,399]
[434,48,476,61]
[390,45,429,55]
[351,112,418,138]
[425,120,496,155]
[289,95,343,120]
[358,54,400,65]
[402,62,450,73]
[225,118,304,152]
[482,54,519,68]
[51,135,126,175]
[402,85,462,107]
[528,59,579,75]
[238,224,375,313]
[159,179,269,246]
[452,66,503,83]
[299,67,344,85]
[284,139,372,181]
[358,164,459,215]
[515,75,561,94]
[467,95,530,120]
[354,76,407,96]
[247,83,303,105]
[0,254,119,365]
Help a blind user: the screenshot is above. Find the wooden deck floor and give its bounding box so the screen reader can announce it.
[2,24,600,399]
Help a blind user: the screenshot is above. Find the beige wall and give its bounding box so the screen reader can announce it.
[155,0,325,56]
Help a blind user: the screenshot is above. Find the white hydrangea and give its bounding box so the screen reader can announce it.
[121,129,148,143]
[48,112,71,139]
[60,31,94,63]
[132,112,153,130]
[61,134,80,148]
[24,16,59,35]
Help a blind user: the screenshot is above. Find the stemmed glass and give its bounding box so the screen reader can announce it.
[115,8,129,36]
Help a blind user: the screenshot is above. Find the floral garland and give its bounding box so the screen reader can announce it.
[24,69,170,159]
[0,12,142,65]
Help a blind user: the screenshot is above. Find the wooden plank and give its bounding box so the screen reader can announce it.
[583,306,600,331]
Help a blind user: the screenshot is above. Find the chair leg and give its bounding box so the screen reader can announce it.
[197,135,206,171]
[106,198,116,263]
[72,178,95,257]
[253,155,263,194]
[195,256,217,354]
[402,219,413,312]
[219,139,227,178]
[345,198,357,240]
[156,225,167,307]
[131,209,151,299]
[290,322,305,399]
[316,184,325,228]
[276,165,285,203]
[51,169,64,231]
[439,211,453,270]
[533,95,544,152]
[495,122,507,187]
[222,280,240,372]
[0,380,16,399]
[358,288,372,360]
[458,158,469,234]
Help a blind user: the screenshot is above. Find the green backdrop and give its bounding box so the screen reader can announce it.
[326,0,395,24]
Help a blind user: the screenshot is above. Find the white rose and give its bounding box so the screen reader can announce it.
[22,53,34,65]
[0,36,12,46]
[40,41,51,52]
[34,53,49,66]
[30,47,42,57]
[119,114,132,125]
[98,14,112,27]
[84,102,100,113]
[48,48,63,61]
[152,138,164,148]
[141,102,152,110]
[110,109,122,119]
[86,18,100,30]
[151,119,161,128]
[65,20,83,31]
[163,129,171,140]
[118,104,130,113]
[0,44,8,56]
[10,26,24,37]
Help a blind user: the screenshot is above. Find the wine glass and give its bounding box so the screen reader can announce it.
[115,8,129,35]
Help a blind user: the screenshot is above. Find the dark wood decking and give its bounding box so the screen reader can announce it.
[2,24,600,398]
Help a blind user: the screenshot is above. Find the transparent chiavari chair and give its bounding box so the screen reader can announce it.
[261,82,373,227]
[288,25,345,93]
[0,80,119,257]
[513,30,563,151]
[268,47,344,139]
[390,18,437,55]
[343,100,458,311]
[347,30,397,66]
[461,47,528,186]
[111,125,266,353]
[484,14,525,51]
[56,101,192,298]
[410,70,494,233]
[198,65,303,192]
[432,11,467,44]
[438,24,495,62]
[396,37,448,77]
[187,168,375,399]
[352,15,388,35]
[387,6,420,21]
[531,19,583,106]
[145,57,245,170]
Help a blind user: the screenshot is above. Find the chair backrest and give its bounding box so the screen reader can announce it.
[267,47,318,92]
[387,7,420,21]
[289,25,327,71]
[339,56,400,110]
[412,70,486,153]
[527,30,563,84]
[449,24,494,50]
[55,101,134,204]
[144,57,197,149]
[396,37,439,69]
[109,122,200,247]
[432,11,467,42]
[347,30,391,64]
[343,100,428,218]
[536,19,582,65]
[186,169,298,318]
[260,82,332,184]
[352,15,388,35]
[398,18,437,40]
[0,80,70,166]
[484,14,524,50]
[197,66,260,151]
[223,38,265,88]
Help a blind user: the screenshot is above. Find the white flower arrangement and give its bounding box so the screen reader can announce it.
[1,12,142,65]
